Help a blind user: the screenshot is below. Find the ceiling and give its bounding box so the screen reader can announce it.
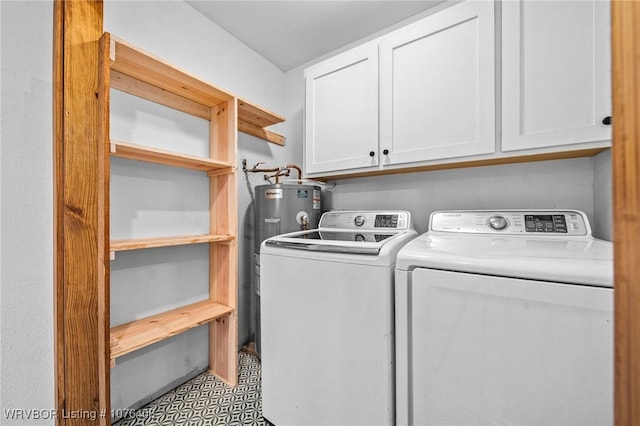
[186,1,440,71]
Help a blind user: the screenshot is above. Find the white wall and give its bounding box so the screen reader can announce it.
[0,1,55,424]
[104,0,298,412]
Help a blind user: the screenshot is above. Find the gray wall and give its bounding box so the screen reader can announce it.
[326,157,609,238]
[594,149,613,241]
[1,1,55,424]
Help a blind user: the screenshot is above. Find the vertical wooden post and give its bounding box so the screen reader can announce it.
[53,1,110,424]
[208,99,239,385]
[611,1,640,425]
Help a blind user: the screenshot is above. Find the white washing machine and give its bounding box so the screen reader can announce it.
[395,210,613,426]
[260,210,417,426]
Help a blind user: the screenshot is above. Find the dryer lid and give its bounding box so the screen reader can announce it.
[396,233,613,287]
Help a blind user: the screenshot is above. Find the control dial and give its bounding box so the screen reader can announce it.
[354,216,365,227]
[488,215,509,231]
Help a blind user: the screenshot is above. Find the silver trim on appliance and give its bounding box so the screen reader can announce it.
[264,239,381,255]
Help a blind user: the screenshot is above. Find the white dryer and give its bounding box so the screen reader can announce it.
[395,210,613,426]
[260,210,417,426]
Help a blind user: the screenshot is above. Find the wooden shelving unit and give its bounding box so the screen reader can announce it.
[100,32,284,391]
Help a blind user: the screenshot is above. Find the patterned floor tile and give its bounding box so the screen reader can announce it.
[115,352,265,426]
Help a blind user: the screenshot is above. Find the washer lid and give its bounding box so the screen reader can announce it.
[264,229,407,255]
[396,233,613,287]
[262,228,418,266]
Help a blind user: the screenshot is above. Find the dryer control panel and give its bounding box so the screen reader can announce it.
[430,210,590,236]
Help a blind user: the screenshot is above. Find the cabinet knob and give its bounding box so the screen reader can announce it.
[369,151,375,157]
[383,149,389,155]
[602,116,612,125]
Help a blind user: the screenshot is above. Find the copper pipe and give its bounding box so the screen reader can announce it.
[244,161,280,173]
[264,168,290,184]
[243,160,306,184]
[285,164,302,181]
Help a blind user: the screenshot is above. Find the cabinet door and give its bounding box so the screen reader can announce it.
[502,0,611,152]
[379,1,495,165]
[304,44,379,175]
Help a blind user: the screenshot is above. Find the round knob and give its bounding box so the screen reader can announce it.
[488,215,508,231]
[602,116,612,125]
[369,151,375,157]
[355,234,365,242]
[383,149,389,155]
[354,216,365,227]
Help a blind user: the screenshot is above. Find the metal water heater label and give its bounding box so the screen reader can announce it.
[265,188,283,199]
[313,190,321,209]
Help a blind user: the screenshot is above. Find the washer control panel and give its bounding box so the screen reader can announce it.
[430,210,590,236]
[320,210,411,230]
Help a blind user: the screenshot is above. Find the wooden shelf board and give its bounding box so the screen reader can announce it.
[238,97,285,128]
[108,34,233,108]
[237,97,286,145]
[110,234,234,252]
[110,300,233,360]
[110,141,235,172]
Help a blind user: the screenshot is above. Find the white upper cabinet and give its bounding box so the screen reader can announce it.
[304,43,379,174]
[379,1,495,165]
[501,0,612,152]
[303,0,612,179]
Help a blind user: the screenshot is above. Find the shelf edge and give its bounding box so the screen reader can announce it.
[110,141,234,171]
[110,234,234,252]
